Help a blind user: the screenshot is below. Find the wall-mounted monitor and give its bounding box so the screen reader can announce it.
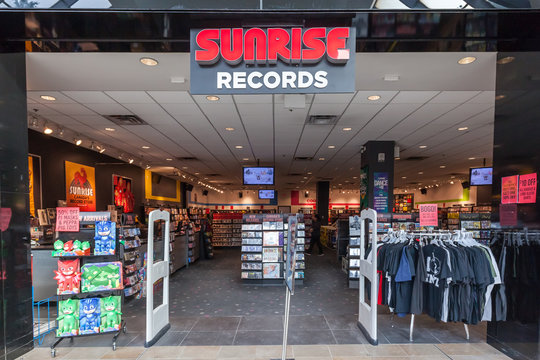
[469,167,493,186]
[259,190,275,199]
[243,167,274,185]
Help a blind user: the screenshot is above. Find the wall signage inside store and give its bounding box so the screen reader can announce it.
[501,175,518,204]
[65,161,96,211]
[113,175,135,213]
[518,172,537,204]
[373,172,389,212]
[56,207,80,232]
[419,204,438,227]
[190,27,356,94]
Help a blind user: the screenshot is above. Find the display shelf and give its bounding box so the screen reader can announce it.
[394,193,414,213]
[212,212,243,247]
[460,211,492,244]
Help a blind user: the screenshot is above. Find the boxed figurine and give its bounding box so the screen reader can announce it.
[81,262,123,293]
[54,259,81,295]
[100,296,122,333]
[94,221,116,256]
[79,298,101,335]
[52,239,91,257]
[56,299,79,337]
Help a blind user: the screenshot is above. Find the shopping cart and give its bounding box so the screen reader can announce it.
[32,287,57,346]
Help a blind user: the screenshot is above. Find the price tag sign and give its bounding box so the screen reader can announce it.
[56,207,80,232]
[501,175,518,204]
[419,204,438,227]
[518,173,537,204]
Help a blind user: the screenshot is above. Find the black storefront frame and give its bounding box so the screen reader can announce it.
[1,9,539,360]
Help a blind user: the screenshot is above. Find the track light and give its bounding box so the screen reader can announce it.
[129,159,134,164]
[43,124,53,134]
[75,138,82,146]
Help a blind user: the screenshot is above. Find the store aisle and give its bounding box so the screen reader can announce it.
[37,247,488,348]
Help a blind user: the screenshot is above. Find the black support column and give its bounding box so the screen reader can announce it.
[360,141,395,214]
[316,181,330,225]
[0,47,34,359]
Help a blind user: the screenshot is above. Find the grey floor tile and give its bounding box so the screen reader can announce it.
[170,316,199,331]
[332,330,370,344]
[127,331,187,346]
[289,315,330,330]
[191,316,241,331]
[237,315,284,331]
[324,314,358,330]
[288,330,336,345]
[381,326,440,344]
[180,331,236,346]
[234,330,284,345]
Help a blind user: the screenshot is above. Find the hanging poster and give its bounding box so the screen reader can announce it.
[113,175,135,213]
[518,173,537,204]
[419,204,438,227]
[65,161,96,211]
[373,172,389,212]
[360,166,369,210]
[501,175,518,204]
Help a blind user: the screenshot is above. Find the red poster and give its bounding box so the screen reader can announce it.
[56,207,80,232]
[518,173,537,204]
[0,208,12,232]
[419,204,438,227]
[499,204,518,226]
[501,175,518,204]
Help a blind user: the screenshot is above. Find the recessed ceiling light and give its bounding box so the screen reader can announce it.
[142,145,150,149]
[43,126,53,135]
[140,57,158,66]
[105,127,116,132]
[497,56,515,65]
[458,127,469,131]
[418,171,424,175]
[182,166,188,169]
[225,127,235,131]
[367,95,381,101]
[458,56,476,65]
[450,175,456,179]
[99,148,106,153]
[402,176,407,179]
[206,95,220,101]
[328,145,336,149]
[40,95,56,101]
[495,95,506,100]
[318,157,325,161]
[419,145,427,149]
[195,172,200,175]
[242,158,249,161]
[353,176,357,179]
[75,139,82,146]
[235,145,243,149]
[468,157,476,160]
[129,159,134,164]
[342,127,352,131]
[166,158,172,161]
[303,177,308,179]
[440,165,446,168]
[450,180,455,184]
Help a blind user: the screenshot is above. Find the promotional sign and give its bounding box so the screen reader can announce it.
[501,175,518,204]
[419,204,438,227]
[518,173,537,204]
[56,207,80,232]
[113,175,135,213]
[499,203,518,226]
[285,215,298,294]
[65,161,96,211]
[190,27,356,94]
[373,172,389,212]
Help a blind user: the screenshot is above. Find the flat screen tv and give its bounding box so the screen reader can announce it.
[469,167,493,186]
[243,167,274,185]
[259,190,275,199]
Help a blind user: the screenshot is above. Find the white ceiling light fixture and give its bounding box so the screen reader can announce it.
[307,172,312,175]
[468,157,476,160]
[129,158,134,164]
[225,127,235,131]
[166,158,173,161]
[182,166,188,169]
[495,95,506,100]
[206,95,220,101]
[418,171,424,175]
[99,148,106,153]
[142,145,150,149]
[458,127,469,131]
[458,56,476,65]
[43,124,53,135]
[352,176,357,179]
[145,164,151,169]
[497,56,515,65]
[383,74,400,81]
[419,145,427,149]
[105,127,115,132]
[367,95,381,101]
[402,176,407,179]
[328,145,336,149]
[318,157,325,161]
[342,127,352,131]
[75,138,82,146]
[440,165,446,168]
[140,57,158,66]
[242,158,249,161]
[40,95,56,101]
[235,145,243,149]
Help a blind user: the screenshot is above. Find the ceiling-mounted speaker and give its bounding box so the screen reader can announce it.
[420,188,427,195]
[202,190,208,196]
[304,192,309,198]
[239,192,243,198]
[462,181,470,189]
[186,184,194,192]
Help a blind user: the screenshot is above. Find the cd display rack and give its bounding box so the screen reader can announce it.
[347,215,361,288]
[212,212,242,247]
[119,213,143,299]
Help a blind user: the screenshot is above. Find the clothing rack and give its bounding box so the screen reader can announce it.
[384,229,473,342]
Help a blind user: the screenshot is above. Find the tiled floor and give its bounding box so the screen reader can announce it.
[17,343,511,360]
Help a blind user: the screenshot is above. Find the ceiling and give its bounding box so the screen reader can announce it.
[26,52,496,191]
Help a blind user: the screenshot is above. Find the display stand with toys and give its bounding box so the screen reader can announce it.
[50,212,126,358]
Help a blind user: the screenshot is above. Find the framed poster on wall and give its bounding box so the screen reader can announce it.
[65,161,96,211]
[113,175,135,213]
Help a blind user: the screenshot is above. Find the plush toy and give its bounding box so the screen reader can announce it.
[81,262,123,293]
[100,296,122,332]
[94,221,116,255]
[79,298,101,334]
[54,259,81,295]
[57,299,79,337]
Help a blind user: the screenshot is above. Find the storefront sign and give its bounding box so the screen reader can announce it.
[501,175,518,204]
[499,203,518,226]
[65,161,96,211]
[518,172,537,204]
[373,172,389,212]
[56,207,80,232]
[419,204,438,227]
[190,27,356,94]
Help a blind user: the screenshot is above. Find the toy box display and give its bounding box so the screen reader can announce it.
[57,299,80,337]
[94,221,116,255]
[54,259,81,295]
[52,239,91,257]
[79,298,101,335]
[81,262,123,293]
[100,296,122,333]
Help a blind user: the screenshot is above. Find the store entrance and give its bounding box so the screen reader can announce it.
[27,50,497,348]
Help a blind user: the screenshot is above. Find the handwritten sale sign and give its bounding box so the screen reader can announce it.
[419,204,438,227]
[518,173,537,204]
[501,175,518,204]
[56,207,80,232]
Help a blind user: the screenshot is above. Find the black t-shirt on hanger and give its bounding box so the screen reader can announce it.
[422,244,452,321]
